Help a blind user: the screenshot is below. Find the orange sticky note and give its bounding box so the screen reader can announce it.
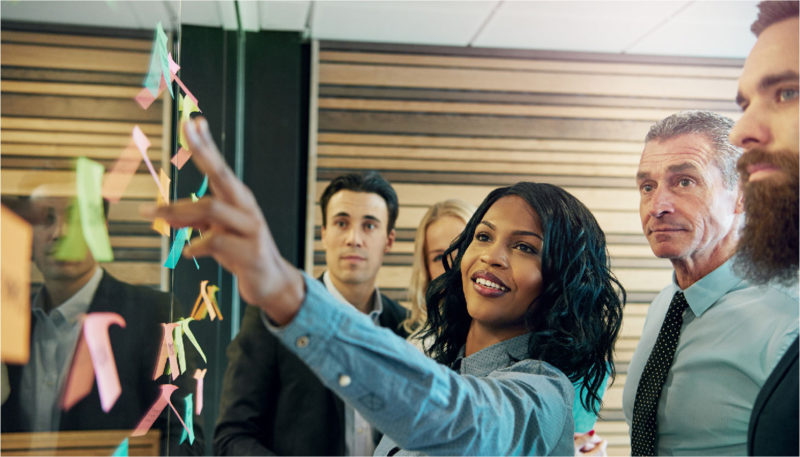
[170,147,192,170]
[1,206,32,364]
[102,143,142,203]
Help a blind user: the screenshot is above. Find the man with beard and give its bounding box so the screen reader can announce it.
[214,171,408,456]
[623,111,798,456]
[728,1,799,454]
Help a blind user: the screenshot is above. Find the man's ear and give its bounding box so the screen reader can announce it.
[384,228,396,252]
[734,187,745,214]
[320,224,328,249]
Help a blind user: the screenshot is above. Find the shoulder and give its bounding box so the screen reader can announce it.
[379,293,410,337]
[94,270,171,318]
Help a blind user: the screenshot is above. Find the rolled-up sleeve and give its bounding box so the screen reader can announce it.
[263,272,573,456]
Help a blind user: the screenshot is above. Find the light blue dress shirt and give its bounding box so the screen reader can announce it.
[264,272,575,456]
[623,257,799,456]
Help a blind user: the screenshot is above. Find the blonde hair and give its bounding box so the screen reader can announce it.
[402,199,475,334]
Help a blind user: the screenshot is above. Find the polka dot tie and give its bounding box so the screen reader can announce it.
[631,290,689,456]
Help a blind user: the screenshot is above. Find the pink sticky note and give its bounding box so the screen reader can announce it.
[131,384,191,438]
[132,126,161,190]
[172,74,199,109]
[170,147,192,170]
[168,52,181,76]
[135,87,158,110]
[102,143,142,203]
[60,313,126,412]
[84,313,126,412]
[61,319,94,411]
[152,323,180,381]
[199,280,218,321]
[193,368,207,414]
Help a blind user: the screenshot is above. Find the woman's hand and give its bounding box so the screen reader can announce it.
[144,117,305,324]
[574,431,607,456]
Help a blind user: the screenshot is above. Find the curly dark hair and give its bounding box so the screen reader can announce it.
[420,182,625,414]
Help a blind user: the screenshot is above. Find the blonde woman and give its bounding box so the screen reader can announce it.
[403,199,475,345]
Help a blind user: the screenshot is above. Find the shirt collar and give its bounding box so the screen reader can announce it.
[322,271,384,322]
[673,257,742,317]
[456,333,532,377]
[33,267,103,324]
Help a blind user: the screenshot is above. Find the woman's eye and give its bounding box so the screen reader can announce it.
[432,254,443,263]
[515,243,537,254]
[475,232,490,242]
[778,88,798,103]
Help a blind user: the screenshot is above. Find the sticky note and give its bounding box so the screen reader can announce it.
[164,227,189,269]
[61,313,126,412]
[112,438,129,456]
[156,23,173,99]
[131,126,161,192]
[171,147,192,170]
[131,384,190,438]
[1,206,32,364]
[102,143,142,203]
[76,157,113,262]
[178,317,206,364]
[135,76,167,110]
[167,52,180,76]
[53,199,88,261]
[153,322,180,381]
[179,393,195,444]
[206,285,223,320]
[193,369,206,414]
[196,175,208,198]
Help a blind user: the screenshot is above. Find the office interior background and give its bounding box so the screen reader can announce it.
[1,1,756,455]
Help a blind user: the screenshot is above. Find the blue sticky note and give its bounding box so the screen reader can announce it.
[179,393,195,444]
[164,227,188,269]
[196,175,208,198]
[112,437,129,456]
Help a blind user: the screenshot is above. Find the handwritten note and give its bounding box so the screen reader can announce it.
[102,143,142,203]
[152,322,180,381]
[193,368,206,414]
[61,313,126,412]
[76,157,113,262]
[179,393,195,444]
[1,205,32,364]
[131,384,191,438]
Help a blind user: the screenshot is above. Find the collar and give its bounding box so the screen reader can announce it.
[33,266,103,324]
[671,257,742,317]
[455,333,532,377]
[322,271,383,321]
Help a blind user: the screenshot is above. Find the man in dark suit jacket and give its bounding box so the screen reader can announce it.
[214,171,408,455]
[728,2,799,455]
[1,195,202,455]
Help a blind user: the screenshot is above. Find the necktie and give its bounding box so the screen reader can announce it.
[631,290,689,456]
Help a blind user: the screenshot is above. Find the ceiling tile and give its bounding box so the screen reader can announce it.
[474,1,689,53]
[0,0,140,29]
[628,1,758,58]
[258,1,310,31]
[311,0,497,46]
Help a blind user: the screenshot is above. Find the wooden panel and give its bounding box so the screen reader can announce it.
[2,169,159,199]
[2,117,162,135]
[1,430,160,456]
[1,93,162,122]
[319,62,738,100]
[2,30,153,51]
[2,80,139,98]
[1,43,149,73]
[1,143,161,161]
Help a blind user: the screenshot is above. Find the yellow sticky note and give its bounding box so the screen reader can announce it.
[152,168,170,237]
[1,205,32,364]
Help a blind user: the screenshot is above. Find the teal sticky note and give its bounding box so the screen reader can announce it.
[196,175,208,198]
[143,30,163,97]
[156,23,173,99]
[179,393,195,444]
[164,227,188,269]
[112,437,129,456]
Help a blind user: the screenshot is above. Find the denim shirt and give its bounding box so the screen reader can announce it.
[264,272,574,456]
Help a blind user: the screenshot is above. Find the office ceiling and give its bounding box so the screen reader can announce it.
[1,0,758,58]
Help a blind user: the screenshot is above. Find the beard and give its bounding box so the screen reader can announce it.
[734,148,799,286]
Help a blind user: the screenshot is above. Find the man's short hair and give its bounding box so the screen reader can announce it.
[645,110,742,189]
[320,171,399,233]
[751,0,799,36]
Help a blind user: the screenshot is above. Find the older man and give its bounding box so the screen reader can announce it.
[622,111,798,455]
[728,2,799,455]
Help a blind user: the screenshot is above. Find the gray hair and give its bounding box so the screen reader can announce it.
[645,110,742,189]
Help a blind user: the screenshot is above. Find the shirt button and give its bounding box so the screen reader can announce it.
[296,336,310,348]
[338,374,352,387]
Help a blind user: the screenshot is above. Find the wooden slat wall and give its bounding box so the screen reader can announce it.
[1,27,168,289]
[312,41,744,456]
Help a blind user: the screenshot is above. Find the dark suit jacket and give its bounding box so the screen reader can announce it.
[747,336,799,456]
[214,281,408,456]
[1,270,203,455]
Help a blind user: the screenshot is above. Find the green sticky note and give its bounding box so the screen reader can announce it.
[179,393,195,444]
[53,199,88,261]
[173,322,186,375]
[76,157,114,262]
[156,23,173,99]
